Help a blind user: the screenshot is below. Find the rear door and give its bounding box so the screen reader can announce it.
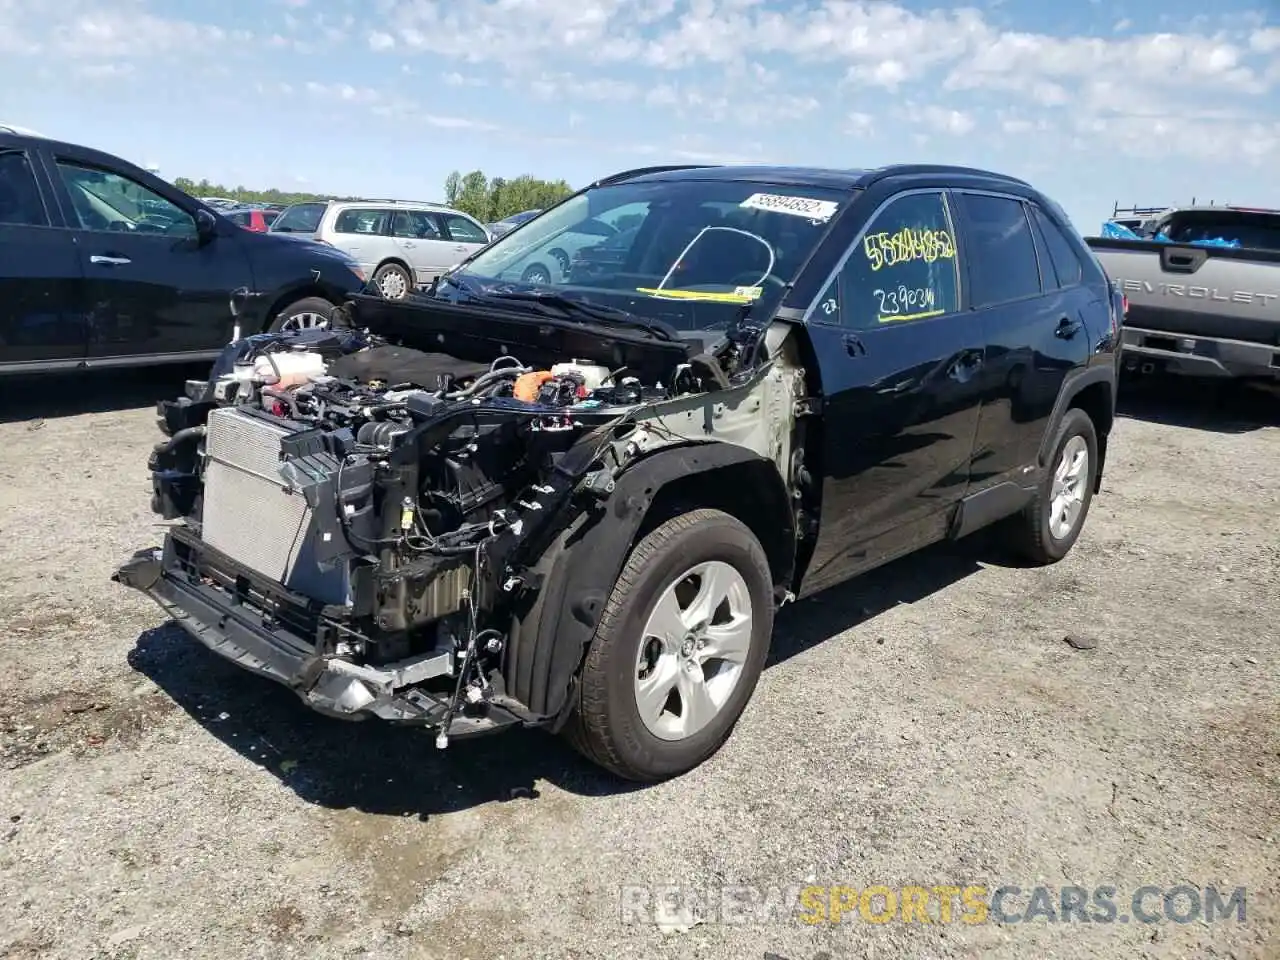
[798,188,986,597]
[44,150,255,358]
[953,192,1091,484]
[390,209,454,284]
[329,206,394,278]
[0,141,87,369]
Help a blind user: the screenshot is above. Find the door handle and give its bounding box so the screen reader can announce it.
[400,241,416,248]
[454,245,468,252]
[90,255,131,266]
[1056,318,1082,339]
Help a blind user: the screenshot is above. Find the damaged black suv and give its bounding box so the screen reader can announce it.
[115,163,1123,782]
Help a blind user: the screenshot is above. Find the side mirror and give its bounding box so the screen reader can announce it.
[195,208,218,243]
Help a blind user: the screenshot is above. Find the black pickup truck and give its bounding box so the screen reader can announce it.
[115,162,1122,782]
[1085,205,1280,383]
[0,129,368,376]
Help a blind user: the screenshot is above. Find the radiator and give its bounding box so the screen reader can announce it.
[201,407,350,605]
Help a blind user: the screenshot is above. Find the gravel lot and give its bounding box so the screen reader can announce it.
[0,369,1276,960]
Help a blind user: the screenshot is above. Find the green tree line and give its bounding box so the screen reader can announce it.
[444,170,574,222]
[169,172,575,222]
[171,178,359,206]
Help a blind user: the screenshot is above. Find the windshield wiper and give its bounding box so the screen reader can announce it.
[472,287,679,342]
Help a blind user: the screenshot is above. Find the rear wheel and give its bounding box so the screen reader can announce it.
[373,262,412,300]
[1006,407,1098,564]
[563,509,774,782]
[268,296,337,333]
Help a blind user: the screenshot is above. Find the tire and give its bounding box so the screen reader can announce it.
[521,263,551,285]
[372,262,413,300]
[268,296,337,333]
[1006,407,1099,565]
[562,508,775,782]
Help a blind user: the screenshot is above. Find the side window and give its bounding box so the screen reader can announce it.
[1030,205,1084,288]
[442,213,488,243]
[828,191,961,329]
[955,193,1042,306]
[54,160,196,237]
[334,208,389,235]
[391,210,441,239]
[0,149,48,226]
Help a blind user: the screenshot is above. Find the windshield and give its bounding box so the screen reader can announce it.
[452,178,848,332]
[271,202,326,233]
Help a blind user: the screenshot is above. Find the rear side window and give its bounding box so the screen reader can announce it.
[1031,205,1083,288]
[822,190,961,329]
[442,213,488,243]
[390,210,443,239]
[956,194,1042,306]
[0,149,48,226]
[334,207,389,235]
[271,203,326,233]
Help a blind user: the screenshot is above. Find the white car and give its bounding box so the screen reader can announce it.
[269,199,493,300]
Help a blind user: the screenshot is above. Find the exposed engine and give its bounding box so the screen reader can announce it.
[143,314,747,733]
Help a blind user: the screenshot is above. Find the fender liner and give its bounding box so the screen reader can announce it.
[1036,361,1117,491]
[503,441,792,730]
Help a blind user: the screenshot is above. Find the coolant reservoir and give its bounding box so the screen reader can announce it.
[251,350,327,388]
[550,360,610,391]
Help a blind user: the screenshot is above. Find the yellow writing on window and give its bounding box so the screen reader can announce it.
[863,227,956,272]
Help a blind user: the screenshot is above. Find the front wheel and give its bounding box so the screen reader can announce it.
[268,296,337,333]
[1005,407,1099,564]
[563,509,775,782]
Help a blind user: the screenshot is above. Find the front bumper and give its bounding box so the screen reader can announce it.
[113,532,521,738]
[1120,326,1280,381]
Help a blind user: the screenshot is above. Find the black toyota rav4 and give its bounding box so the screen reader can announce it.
[116,163,1124,782]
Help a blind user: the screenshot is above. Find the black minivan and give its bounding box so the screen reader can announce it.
[0,130,368,375]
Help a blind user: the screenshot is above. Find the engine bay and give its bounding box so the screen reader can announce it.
[142,295,771,732]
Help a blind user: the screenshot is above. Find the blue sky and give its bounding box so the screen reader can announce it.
[1,0,1277,231]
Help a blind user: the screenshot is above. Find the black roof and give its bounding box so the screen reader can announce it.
[598,162,1030,192]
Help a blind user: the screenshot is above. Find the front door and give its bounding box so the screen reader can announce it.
[798,189,986,598]
[0,143,86,369]
[438,212,491,263]
[47,154,254,358]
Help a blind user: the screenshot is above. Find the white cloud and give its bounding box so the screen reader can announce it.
[0,0,1277,177]
[908,104,976,136]
[1250,27,1280,53]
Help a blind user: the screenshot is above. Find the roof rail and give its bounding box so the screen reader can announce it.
[859,163,1031,187]
[590,164,717,187]
[0,122,45,137]
[347,198,450,207]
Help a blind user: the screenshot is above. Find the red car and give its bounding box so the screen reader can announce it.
[222,206,275,232]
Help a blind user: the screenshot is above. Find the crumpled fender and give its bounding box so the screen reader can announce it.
[503,439,792,729]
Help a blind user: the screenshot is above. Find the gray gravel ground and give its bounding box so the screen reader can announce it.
[0,370,1276,960]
